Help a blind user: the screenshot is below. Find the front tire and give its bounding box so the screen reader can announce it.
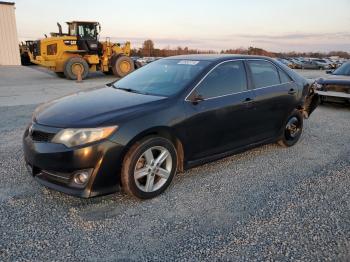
[63,57,89,80]
[278,110,303,147]
[111,55,135,78]
[121,137,177,199]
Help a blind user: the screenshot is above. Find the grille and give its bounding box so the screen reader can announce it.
[31,130,56,142]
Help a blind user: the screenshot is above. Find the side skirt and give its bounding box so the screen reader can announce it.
[184,137,278,170]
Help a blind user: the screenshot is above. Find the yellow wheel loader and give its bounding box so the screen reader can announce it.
[27,21,136,80]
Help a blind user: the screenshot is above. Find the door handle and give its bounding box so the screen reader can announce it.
[288,89,297,95]
[243,97,254,103]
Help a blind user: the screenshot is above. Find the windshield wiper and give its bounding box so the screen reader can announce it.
[117,87,134,92]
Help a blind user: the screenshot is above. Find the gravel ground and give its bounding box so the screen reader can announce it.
[0,66,115,106]
[0,66,349,261]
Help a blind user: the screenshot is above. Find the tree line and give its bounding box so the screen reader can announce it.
[130,39,350,59]
[131,39,217,57]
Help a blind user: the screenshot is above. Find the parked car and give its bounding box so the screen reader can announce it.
[276,58,294,68]
[300,60,324,70]
[130,56,143,69]
[136,57,160,67]
[323,58,338,69]
[315,62,350,104]
[312,59,331,70]
[136,57,148,67]
[23,55,318,199]
[287,58,302,69]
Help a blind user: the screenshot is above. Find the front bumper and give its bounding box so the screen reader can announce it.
[311,82,350,104]
[316,90,350,99]
[23,124,125,198]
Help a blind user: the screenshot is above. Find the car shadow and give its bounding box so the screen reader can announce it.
[45,143,281,222]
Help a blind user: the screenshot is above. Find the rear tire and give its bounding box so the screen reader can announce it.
[121,137,177,199]
[63,57,89,80]
[21,54,31,66]
[111,55,135,78]
[278,110,303,147]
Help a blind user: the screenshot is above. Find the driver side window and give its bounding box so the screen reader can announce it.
[78,25,85,38]
[195,61,247,99]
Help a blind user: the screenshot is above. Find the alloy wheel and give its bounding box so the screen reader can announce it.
[133,146,172,193]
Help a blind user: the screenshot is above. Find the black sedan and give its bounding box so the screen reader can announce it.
[315,62,350,104]
[23,55,317,199]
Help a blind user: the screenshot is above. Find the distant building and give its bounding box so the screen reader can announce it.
[0,1,20,65]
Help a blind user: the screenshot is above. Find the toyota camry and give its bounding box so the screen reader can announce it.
[23,55,318,199]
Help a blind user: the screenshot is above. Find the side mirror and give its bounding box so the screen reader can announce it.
[189,94,204,104]
[326,70,333,74]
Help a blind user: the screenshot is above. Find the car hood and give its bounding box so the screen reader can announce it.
[317,75,350,85]
[34,86,167,128]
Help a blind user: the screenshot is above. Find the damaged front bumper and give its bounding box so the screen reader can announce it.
[314,83,350,104]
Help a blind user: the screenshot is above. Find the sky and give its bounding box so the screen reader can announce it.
[14,0,350,52]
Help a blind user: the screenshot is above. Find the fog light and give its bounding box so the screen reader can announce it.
[73,171,90,185]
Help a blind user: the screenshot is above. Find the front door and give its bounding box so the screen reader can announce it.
[184,60,258,161]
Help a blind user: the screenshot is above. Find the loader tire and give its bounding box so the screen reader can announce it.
[21,54,31,66]
[111,55,135,78]
[63,57,89,80]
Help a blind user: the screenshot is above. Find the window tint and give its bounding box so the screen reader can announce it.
[77,24,97,39]
[248,60,280,88]
[114,59,210,96]
[279,69,292,83]
[195,61,247,99]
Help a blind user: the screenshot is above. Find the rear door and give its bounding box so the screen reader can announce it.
[184,60,257,160]
[246,60,299,141]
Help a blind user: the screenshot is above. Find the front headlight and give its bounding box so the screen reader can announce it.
[52,126,118,148]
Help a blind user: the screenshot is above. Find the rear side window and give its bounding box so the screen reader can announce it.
[279,69,292,83]
[195,61,247,99]
[248,60,280,89]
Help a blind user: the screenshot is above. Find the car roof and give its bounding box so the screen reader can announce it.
[164,54,275,63]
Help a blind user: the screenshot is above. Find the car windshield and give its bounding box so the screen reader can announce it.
[113,59,210,96]
[333,62,350,76]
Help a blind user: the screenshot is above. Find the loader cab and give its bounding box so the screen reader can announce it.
[67,21,100,54]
